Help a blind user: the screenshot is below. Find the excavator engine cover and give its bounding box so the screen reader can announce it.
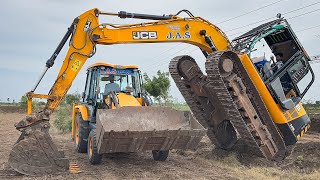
[95,107,206,153]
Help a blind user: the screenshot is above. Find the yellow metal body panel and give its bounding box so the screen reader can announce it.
[284,102,307,122]
[44,10,100,111]
[27,99,32,116]
[72,104,88,139]
[111,93,142,109]
[71,104,76,139]
[74,105,89,120]
[26,92,52,115]
[136,97,143,105]
[95,16,230,52]
[87,62,139,70]
[239,54,308,124]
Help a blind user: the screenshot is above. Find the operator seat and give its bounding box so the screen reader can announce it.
[102,75,121,109]
[103,75,120,95]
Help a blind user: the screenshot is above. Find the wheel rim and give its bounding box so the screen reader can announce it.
[75,121,79,145]
[89,137,93,157]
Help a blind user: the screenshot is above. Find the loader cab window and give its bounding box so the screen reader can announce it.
[83,69,92,102]
[83,68,99,104]
[97,67,141,100]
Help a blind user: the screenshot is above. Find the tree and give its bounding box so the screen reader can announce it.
[64,93,81,105]
[20,95,28,108]
[143,71,171,105]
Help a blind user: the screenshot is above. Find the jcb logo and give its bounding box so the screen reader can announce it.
[132,31,157,40]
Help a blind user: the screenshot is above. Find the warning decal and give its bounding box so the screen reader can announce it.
[71,59,81,72]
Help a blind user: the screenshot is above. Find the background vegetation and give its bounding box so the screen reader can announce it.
[54,93,81,132]
[143,71,171,105]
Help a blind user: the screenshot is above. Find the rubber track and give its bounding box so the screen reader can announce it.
[205,52,263,156]
[170,52,287,159]
[224,52,287,159]
[206,51,286,159]
[169,56,219,146]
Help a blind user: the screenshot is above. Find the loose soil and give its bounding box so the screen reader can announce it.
[0,106,319,179]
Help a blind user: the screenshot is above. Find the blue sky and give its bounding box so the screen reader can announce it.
[0,0,319,103]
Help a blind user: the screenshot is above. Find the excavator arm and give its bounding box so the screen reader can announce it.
[25,8,230,116]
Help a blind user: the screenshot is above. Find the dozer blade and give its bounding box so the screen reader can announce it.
[9,121,69,176]
[95,106,206,154]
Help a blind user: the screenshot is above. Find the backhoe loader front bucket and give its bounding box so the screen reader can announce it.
[95,107,206,154]
[8,121,69,176]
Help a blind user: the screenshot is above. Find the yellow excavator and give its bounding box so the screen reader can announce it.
[9,8,315,175]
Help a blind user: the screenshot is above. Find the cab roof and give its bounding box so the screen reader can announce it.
[87,62,139,70]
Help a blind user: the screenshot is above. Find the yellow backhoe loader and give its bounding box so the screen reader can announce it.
[72,62,204,165]
[9,8,315,176]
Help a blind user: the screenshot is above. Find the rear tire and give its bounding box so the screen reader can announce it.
[74,113,89,153]
[88,129,102,164]
[152,150,169,161]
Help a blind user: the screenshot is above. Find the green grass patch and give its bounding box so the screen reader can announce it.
[54,105,72,132]
[153,102,190,111]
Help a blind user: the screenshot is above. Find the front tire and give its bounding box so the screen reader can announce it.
[152,150,169,161]
[74,113,89,153]
[88,129,102,164]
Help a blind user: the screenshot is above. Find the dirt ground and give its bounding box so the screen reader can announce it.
[0,107,320,180]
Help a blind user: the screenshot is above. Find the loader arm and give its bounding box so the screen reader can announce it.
[10,8,232,176]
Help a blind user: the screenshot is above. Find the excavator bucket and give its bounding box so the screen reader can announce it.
[95,107,206,154]
[8,121,69,176]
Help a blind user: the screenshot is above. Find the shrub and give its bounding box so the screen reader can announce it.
[54,105,72,132]
[20,95,28,108]
[64,93,81,105]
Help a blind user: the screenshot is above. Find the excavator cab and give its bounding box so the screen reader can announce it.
[72,62,205,165]
[232,18,314,145]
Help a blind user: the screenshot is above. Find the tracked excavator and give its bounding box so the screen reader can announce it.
[9,8,315,176]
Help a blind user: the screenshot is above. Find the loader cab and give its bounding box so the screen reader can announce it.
[82,62,144,106]
[232,18,314,110]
